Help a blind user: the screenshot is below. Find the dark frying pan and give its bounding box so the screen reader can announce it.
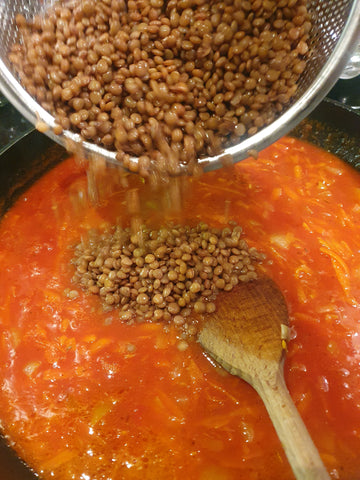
[0,98,359,480]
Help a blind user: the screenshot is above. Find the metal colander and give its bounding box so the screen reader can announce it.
[0,0,359,171]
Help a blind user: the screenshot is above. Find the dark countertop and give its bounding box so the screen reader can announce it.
[0,96,32,155]
[327,77,360,111]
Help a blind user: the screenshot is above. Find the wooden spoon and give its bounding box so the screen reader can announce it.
[198,276,330,480]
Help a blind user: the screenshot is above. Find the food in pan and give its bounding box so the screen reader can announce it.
[72,221,263,334]
[0,136,359,479]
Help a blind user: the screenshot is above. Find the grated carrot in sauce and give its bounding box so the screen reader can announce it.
[0,137,360,479]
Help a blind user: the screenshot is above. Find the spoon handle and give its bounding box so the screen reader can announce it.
[254,371,331,480]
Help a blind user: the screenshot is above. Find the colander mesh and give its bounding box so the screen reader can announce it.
[0,0,355,100]
[0,0,358,168]
[299,0,353,91]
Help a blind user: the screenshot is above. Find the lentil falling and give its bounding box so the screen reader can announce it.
[10,0,311,174]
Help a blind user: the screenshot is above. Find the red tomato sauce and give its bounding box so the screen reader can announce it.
[0,137,360,480]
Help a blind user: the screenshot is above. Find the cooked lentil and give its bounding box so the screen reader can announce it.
[72,221,264,336]
[10,0,311,174]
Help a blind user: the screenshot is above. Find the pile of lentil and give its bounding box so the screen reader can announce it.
[10,0,311,174]
[72,222,264,336]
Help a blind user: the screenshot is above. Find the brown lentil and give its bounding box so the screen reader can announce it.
[10,0,310,175]
[72,221,264,336]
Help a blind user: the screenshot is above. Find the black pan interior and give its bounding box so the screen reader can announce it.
[0,98,359,480]
[291,98,360,168]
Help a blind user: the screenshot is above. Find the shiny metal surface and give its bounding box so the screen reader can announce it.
[0,0,359,172]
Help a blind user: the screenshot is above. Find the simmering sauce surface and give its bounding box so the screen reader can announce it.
[0,137,360,479]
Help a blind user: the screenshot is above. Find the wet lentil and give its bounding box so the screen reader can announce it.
[10,0,310,175]
[72,221,264,336]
